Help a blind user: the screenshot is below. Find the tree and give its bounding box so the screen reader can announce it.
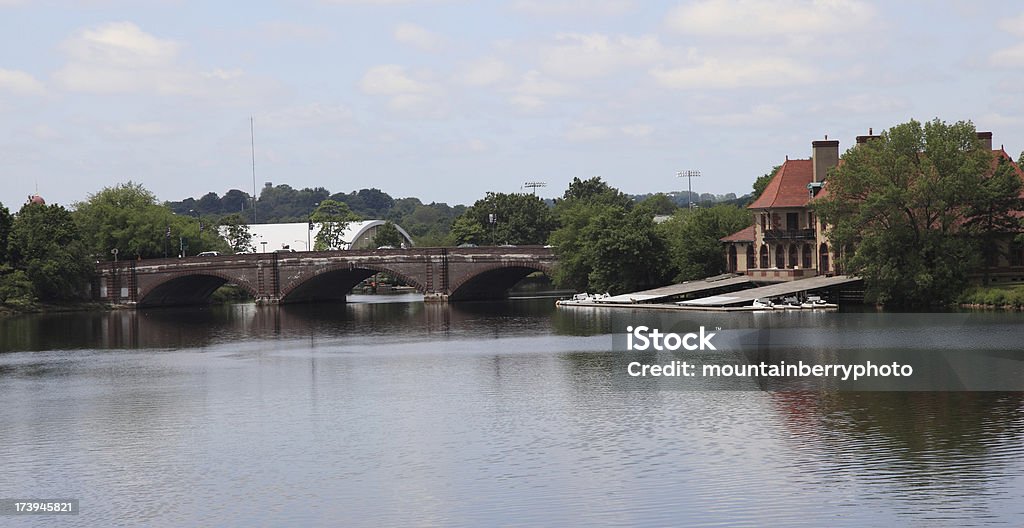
[8,203,92,301]
[450,215,487,245]
[550,178,673,294]
[572,206,673,294]
[751,165,781,202]
[219,213,254,254]
[558,176,633,209]
[658,205,751,281]
[0,203,11,263]
[75,182,225,259]
[453,192,555,245]
[815,118,1021,306]
[637,193,678,216]
[312,200,359,250]
[372,221,406,248]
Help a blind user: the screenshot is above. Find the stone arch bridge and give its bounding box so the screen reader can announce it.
[94,247,558,308]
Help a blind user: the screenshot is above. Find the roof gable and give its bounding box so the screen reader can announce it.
[748,159,814,209]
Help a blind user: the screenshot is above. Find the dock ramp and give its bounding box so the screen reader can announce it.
[678,275,862,307]
[597,274,753,304]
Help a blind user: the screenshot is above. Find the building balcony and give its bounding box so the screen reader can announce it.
[763,228,816,240]
[744,267,820,282]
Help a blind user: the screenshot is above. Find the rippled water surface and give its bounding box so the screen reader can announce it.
[1,296,1023,527]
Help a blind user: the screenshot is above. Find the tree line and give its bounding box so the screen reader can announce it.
[2,117,1020,308]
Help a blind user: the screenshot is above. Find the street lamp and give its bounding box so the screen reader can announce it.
[294,239,309,251]
[488,213,497,246]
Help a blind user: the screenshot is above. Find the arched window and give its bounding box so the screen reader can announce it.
[746,244,755,270]
[775,244,785,269]
[802,244,812,268]
[728,245,738,272]
[819,243,830,273]
[788,244,798,269]
[760,245,769,269]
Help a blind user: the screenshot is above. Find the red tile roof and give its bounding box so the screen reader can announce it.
[748,159,813,209]
[720,224,755,242]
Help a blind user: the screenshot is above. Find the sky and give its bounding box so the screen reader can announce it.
[2,0,1024,210]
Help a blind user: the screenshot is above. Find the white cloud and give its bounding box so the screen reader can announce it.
[564,121,654,142]
[997,13,1024,37]
[63,21,179,66]
[512,0,636,16]
[359,64,445,117]
[650,56,817,89]
[53,21,254,97]
[260,21,329,41]
[667,0,875,37]
[263,103,354,128]
[359,64,431,95]
[103,121,176,139]
[510,70,576,109]
[30,124,61,140]
[394,22,446,52]
[565,123,612,142]
[0,68,44,95]
[456,57,513,86]
[621,124,653,137]
[990,42,1024,67]
[540,33,669,79]
[692,104,784,126]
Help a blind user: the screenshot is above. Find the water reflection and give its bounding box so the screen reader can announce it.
[1,300,1023,526]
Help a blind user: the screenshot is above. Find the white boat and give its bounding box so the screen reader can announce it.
[801,295,838,309]
[558,292,612,305]
[751,298,776,310]
[780,296,804,309]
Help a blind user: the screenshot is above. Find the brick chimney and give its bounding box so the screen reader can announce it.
[856,127,879,145]
[812,138,839,183]
[977,131,993,151]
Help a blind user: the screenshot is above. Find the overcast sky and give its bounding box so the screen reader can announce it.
[2,0,1024,210]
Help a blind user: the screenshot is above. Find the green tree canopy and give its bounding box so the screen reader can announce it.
[0,203,11,264]
[657,205,751,281]
[637,193,678,216]
[75,182,225,259]
[815,118,1022,305]
[312,200,359,250]
[452,192,554,246]
[750,165,781,202]
[218,213,254,254]
[558,176,633,210]
[372,221,406,248]
[8,203,92,301]
[549,178,672,294]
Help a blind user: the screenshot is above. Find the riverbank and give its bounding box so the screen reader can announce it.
[957,284,1024,310]
[0,300,114,318]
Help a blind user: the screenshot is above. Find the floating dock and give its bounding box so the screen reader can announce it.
[556,275,861,311]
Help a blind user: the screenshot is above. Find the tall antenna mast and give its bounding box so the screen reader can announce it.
[676,170,701,209]
[251,116,257,224]
[523,181,547,196]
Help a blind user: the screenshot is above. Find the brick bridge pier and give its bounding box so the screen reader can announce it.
[93,246,558,307]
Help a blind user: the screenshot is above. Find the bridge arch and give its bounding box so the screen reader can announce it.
[278,262,428,304]
[447,262,555,301]
[137,270,258,307]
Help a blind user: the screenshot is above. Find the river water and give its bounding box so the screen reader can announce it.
[1,295,1023,527]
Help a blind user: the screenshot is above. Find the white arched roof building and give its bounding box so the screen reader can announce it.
[235,220,414,252]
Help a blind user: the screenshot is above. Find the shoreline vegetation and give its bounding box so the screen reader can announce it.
[957,284,1024,310]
